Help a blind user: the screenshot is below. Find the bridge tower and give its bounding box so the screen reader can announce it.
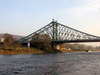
[52,20,58,40]
[51,20,62,49]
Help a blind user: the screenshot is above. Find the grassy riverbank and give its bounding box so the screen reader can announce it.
[0,47,100,55]
[0,47,60,55]
[0,48,42,55]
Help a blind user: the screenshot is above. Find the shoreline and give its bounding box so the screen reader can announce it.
[0,48,60,55]
[0,49,44,55]
[0,49,100,55]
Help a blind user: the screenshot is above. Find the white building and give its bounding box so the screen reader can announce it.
[0,37,5,43]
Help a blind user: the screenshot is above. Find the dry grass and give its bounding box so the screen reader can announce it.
[0,48,44,55]
[0,47,60,55]
[59,49,100,52]
[0,47,100,55]
[58,49,85,52]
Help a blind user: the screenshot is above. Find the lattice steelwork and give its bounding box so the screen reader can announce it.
[18,20,100,43]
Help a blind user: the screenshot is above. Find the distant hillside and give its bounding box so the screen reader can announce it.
[0,33,24,40]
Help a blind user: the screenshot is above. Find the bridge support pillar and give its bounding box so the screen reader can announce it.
[27,42,30,48]
[51,43,61,50]
[56,44,61,50]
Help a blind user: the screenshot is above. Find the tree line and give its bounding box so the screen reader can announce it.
[0,33,100,51]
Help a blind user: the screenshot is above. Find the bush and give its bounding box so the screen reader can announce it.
[30,33,52,50]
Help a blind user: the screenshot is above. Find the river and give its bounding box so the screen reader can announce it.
[0,52,100,75]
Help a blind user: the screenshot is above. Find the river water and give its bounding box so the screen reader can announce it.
[0,52,100,75]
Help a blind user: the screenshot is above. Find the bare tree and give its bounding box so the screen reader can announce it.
[3,33,15,48]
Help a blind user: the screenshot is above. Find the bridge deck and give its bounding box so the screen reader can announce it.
[52,39,100,44]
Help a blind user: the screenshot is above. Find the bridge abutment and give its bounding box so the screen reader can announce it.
[51,42,61,50]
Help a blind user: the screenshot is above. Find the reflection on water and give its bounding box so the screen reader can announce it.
[0,52,100,75]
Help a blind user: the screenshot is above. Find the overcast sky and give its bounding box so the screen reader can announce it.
[0,0,100,38]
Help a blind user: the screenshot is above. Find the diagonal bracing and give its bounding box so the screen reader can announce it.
[18,20,100,43]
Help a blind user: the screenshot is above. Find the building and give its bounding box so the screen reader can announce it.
[0,37,5,43]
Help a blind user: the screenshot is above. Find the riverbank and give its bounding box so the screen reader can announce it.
[0,48,100,55]
[0,47,60,55]
[0,49,43,55]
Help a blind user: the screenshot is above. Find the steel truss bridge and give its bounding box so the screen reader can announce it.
[18,20,100,45]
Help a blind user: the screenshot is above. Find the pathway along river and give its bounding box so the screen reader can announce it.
[0,52,100,75]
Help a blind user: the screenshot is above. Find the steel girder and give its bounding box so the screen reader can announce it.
[18,20,100,43]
